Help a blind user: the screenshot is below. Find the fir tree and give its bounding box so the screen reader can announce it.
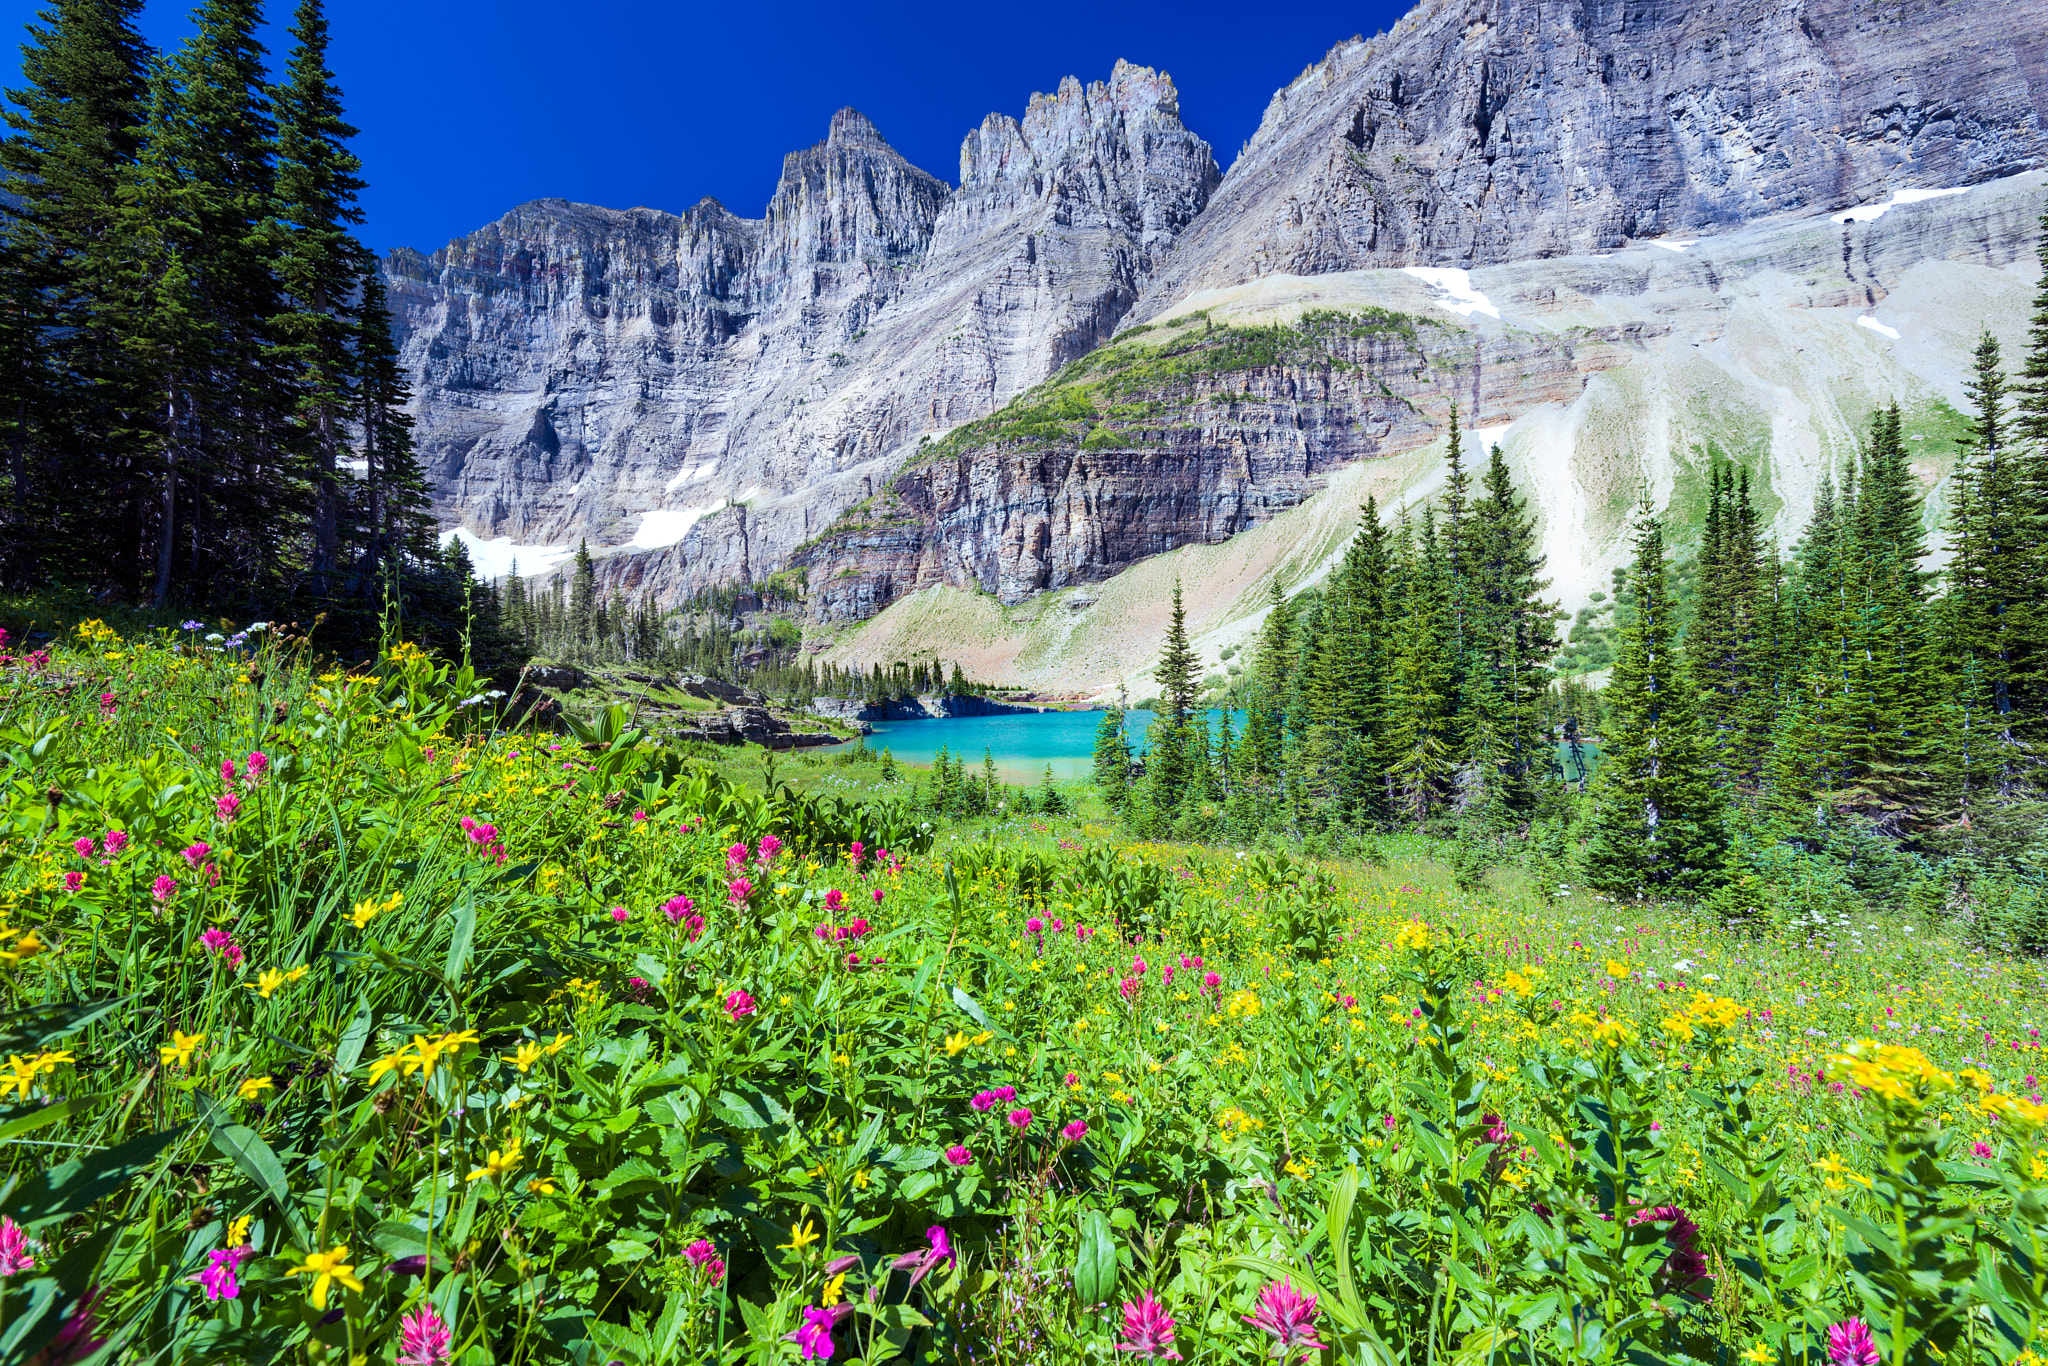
[0,0,153,587]
[1466,441,1557,821]
[265,0,369,589]
[1148,579,1202,808]
[1385,509,1458,824]
[1243,580,1294,789]
[1092,707,1129,809]
[1583,506,1730,896]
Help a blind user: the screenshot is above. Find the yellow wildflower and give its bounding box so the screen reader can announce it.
[1394,921,1430,951]
[226,1215,251,1247]
[288,1245,363,1310]
[504,1041,545,1073]
[1606,959,1630,980]
[943,1031,972,1057]
[467,1136,525,1182]
[1742,1344,1774,1365]
[780,1218,820,1252]
[159,1030,205,1070]
[237,1076,275,1101]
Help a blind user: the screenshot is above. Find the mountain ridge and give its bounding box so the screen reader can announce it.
[383,0,2048,687]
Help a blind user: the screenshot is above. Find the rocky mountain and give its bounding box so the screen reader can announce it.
[383,63,1218,596]
[1132,0,2048,309]
[386,0,2048,691]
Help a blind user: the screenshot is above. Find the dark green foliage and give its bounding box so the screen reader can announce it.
[1581,507,1730,895]
[0,0,432,626]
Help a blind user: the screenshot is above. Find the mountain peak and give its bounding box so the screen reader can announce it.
[826,107,886,149]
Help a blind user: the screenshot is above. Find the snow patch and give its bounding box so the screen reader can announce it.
[629,502,725,549]
[735,485,762,504]
[1830,186,1968,224]
[340,458,369,475]
[1648,239,1698,252]
[439,529,574,582]
[664,460,719,492]
[1856,316,1902,341]
[1400,267,1501,319]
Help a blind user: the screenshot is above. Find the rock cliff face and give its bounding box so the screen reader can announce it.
[795,171,2048,623]
[387,0,2048,689]
[383,63,1219,595]
[1130,0,2048,311]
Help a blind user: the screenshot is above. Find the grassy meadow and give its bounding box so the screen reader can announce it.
[0,617,2044,1365]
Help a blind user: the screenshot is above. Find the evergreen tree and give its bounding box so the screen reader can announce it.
[265,0,369,590]
[1385,509,1458,824]
[1092,706,1130,809]
[1466,441,1557,821]
[0,0,153,588]
[1148,580,1202,808]
[1583,506,1730,896]
[1243,580,1294,789]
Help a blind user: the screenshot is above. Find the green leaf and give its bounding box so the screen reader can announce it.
[712,1086,792,1130]
[443,897,477,986]
[207,1119,311,1250]
[0,1124,184,1228]
[950,985,996,1034]
[334,997,373,1078]
[1074,1207,1118,1307]
[0,1097,85,1142]
[0,998,129,1054]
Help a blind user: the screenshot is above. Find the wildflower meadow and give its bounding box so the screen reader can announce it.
[1,618,2046,1366]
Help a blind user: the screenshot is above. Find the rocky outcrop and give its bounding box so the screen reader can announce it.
[385,62,1219,598]
[1129,0,2048,314]
[665,704,840,749]
[796,170,2048,619]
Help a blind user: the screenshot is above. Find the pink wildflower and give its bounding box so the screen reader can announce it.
[1972,1141,1995,1160]
[970,1091,997,1113]
[1007,1108,1033,1131]
[221,758,238,784]
[788,1304,852,1361]
[215,793,241,823]
[194,1245,253,1301]
[1202,971,1221,992]
[101,830,128,857]
[1119,976,1141,1000]
[727,877,754,905]
[1062,1119,1088,1142]
[662,895,695,923]
[0,1216,32,1275]
[1243,1278,1326,1360]
[62,869,84,893]
[1827,1318,1880,1366]
[825,888,845,913]
[72,837,94,859]
[944,1144,973,1167]
[1026,916,1044,934]
[1116,1291,1181,1359]
[993,1085,1016,1102]
[872,887,885,905]
[846,840,865,869]
[244,751,268,777]
[397,1303,453,1366]
[926,1225,952,1267]
[182,841,211,869]
[725,842,749,872]
[608,906,629,923]
[152,874,177,904]
[755,834,782,865]
[724,989,757,1020]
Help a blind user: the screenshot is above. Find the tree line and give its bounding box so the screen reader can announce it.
[1097,214,2048,942]
[0,0,432,607]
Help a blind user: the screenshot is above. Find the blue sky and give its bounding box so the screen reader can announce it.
[1,0,1411,254]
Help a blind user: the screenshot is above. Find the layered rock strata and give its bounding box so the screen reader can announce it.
[383,64,1219,599]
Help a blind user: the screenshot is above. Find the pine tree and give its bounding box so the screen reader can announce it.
[1092,707,1129,809]
[0,0,153,588]
[1385,509,1458,824]
[1149,580,1203,809]
[1243,580,1294,789]
[1943,330,2025,793]
[1583,506,1730,896]
[1996,213,2048,746]
[1465,442,1557,822]
[265,0,370,590]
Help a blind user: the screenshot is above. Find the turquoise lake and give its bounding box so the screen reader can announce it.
[850,709,1247,786]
